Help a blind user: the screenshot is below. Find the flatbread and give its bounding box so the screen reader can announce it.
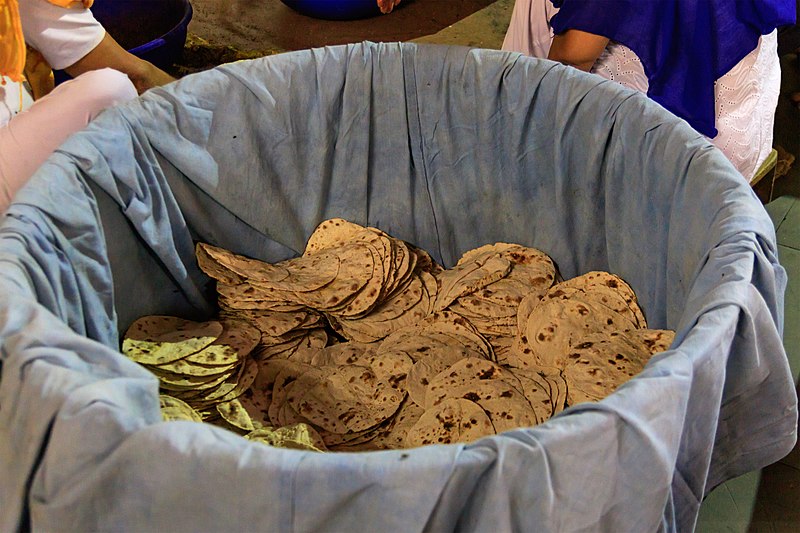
[197,243,291,285]
[288,365,404,434]
[122,316,223,366]
[191,356,260,407]
[459,244,556,299]
[554,271,647,328]
[424,357,509,408]
[517,287,637,368]
[405,398,495,447]
[626,328,675,355]
[433,253,512,312]
[304,218,380,256]
[510,367,561,422]
[135,222,679,450]
[311,344,412,393]
[246,423,327,452]
[406,349,465,408]
[216,398,255,431]
[196,243,244,285]
[335,398,425,452]
[154,363,239,391]
[562,329,658,406]
[159,394,203,422]
[180,319,261,366]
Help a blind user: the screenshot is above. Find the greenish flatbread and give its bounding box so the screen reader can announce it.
[122,316,223,366]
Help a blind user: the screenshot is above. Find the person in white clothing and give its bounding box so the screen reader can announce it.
[502,0,796,181]
[0,0,175,213]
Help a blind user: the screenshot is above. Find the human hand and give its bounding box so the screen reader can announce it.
[64,33,176,95]
[128,60,176,94]
[377,0,401,15]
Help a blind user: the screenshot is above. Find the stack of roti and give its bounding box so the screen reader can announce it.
[122,316,263,427]
[252,347,408,450]
[197,218,441,348]
[197,244,330,361]
[443,243,559,364]
[120,218,675,451]
[243,311,569,451]
[160,393,326,451]
[560,328,674,406]
[508,271,673,403]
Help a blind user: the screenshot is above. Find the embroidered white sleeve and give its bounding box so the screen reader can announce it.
[591,32,779,180]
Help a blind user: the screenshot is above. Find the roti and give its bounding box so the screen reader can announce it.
[288,365,404,434]
[122,316,223,366]
[123,221,676,450]
[562,329,660,406]
[159,394,203,423]
[517,288,637,368]
[216,398,255,431]
[405,398,495,447]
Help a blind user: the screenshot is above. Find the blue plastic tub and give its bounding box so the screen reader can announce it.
[281,0,382,20]
[97,0,193,70]
[54,0,192,83]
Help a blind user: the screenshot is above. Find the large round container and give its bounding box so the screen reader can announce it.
[96,0,193,70]
[0,43,795,532]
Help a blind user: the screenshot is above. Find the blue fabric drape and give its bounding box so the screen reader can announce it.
[0,43,795,532]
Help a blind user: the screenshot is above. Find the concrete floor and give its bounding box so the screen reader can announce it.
[171,0,511,75]
[774,53,800,200]
[181,2,800,531]
[186,0,504,54]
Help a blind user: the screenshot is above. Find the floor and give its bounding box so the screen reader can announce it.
[187,0,500,52]
[176,1,800,530]
[698,45,800,533]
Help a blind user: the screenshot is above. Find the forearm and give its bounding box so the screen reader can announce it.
[548,29,609,72]
[63,32,175,94]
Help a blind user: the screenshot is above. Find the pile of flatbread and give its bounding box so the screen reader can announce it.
[123,317,326,450]
[121,218,674,451]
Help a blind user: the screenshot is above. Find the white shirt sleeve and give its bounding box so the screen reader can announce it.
[18,0,106,71]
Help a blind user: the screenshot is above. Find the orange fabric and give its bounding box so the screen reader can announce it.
[0,0,26,82]
[46,0,93,8]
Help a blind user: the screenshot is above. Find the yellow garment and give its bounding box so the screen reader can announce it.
[0,0,26,82]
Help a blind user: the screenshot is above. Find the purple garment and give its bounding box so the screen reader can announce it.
[550,0,796,137]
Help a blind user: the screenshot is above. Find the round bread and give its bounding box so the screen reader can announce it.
[518,289,638,368]
[122,316,223,366]
[405,398,495,447]
[562,329,657,406]
[159,394,203,423]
